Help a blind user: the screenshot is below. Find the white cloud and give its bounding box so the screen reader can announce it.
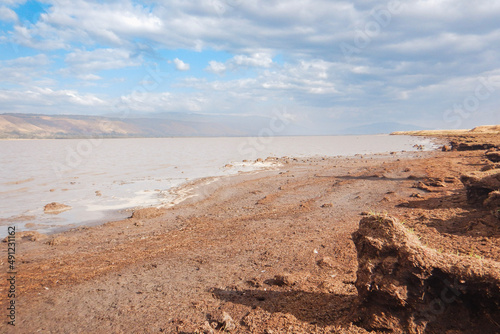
[1,0,500,129]
[64,48,141,75]
[0,6,18,22]
[205,53,274,74]
[232,53,273,68]
[173,58,190,71]
[77,74,102,81]
[0,86,108,113]
[205,60,227,74]
[0,54,51,85]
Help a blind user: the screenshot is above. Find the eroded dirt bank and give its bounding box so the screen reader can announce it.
[1,133,500,333]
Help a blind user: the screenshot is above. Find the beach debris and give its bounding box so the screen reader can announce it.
[199,321,215,334]
[352,215,500,333]
[321,203,333,208]
[209,310,236,332]
[44,202,71,214]
[95,190,102,196]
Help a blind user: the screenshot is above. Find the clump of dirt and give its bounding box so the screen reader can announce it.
[43,202,71,214]
[486,150,500,163]
[2,231,47,242]
[130,207,165,219]
[352,214,500,334]
[460,170,500,205]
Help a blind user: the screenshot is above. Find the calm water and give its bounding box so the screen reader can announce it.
[0,135,437,236]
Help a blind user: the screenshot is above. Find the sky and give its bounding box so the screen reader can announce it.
[0,0,499,133]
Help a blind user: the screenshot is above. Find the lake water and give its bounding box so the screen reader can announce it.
[0,135,438,237]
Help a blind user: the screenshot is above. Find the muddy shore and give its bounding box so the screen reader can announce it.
[1,133,500,333]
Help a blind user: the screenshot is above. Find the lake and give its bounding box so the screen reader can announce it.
[0,135,438,237]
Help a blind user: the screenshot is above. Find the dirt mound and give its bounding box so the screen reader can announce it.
[460,170,500,205]
[451,141,497,151]
[470,125,500,133]
[486,151,500,163]
[130,207,164,219]
[43,202,71,214]
[352,215,500,334]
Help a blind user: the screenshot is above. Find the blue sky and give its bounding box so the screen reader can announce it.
[0,0,499,132]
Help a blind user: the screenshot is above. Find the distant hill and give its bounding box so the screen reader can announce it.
[0,113,255,139]
[338,122,425,135]
[0,113,429,139]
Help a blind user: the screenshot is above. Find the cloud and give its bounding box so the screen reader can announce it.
[0,54,51,86]
[0,86,108,113]
[76,74,102,81]
[173,58,190,71]
[205,60,227,74]
[0,6,18,22]
[205,53,274,74]
[63,48,141,76]
[1,0,500,130]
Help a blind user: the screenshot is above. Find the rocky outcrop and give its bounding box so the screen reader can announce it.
[460,170,500,205]
[451,141,496,151]
[352,215,500,334]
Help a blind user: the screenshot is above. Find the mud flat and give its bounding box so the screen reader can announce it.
[1,131,500,333]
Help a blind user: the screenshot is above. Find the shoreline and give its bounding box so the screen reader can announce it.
[1,131,499,333]
[0,134,440,238]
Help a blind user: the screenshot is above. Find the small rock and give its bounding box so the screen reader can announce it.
[317,256,335,269]
[410,193,424,198]
[274,272,310,286]
[44,202,72,214]
[46,236,68,246]
[412,182,432,192]
[199,321,215,334]
[442,145,452,151]
[321,203,333,208]
[95,190,102,196]
[210,311,236,332]
[134,221,144,227]
[224,164,233,168]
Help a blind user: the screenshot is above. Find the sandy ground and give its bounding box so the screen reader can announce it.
[1,134,500,334]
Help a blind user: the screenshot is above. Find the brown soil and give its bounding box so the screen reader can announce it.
[1,133,500,333]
